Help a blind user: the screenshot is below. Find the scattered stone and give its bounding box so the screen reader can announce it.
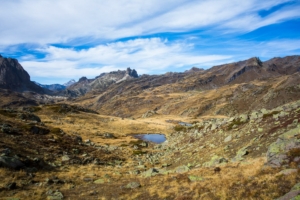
[233,146,250,161]
[30,126,50,135]
[175,165,190,173]
[125,182,141,189]
[188,175,204,181]
[47,191,64,200]
[61,155,70,162]
[143,168,159,177]
[239,114,249,123]
[224,135,232,143]
[94,179,105,184]
[104,133,115,138]
[162,163,171,167]
[83,177,93,182]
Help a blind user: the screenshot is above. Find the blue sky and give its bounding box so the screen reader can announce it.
[0,0,300,84]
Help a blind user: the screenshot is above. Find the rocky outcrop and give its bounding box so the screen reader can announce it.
[0,55,46,93]
[126,67,138,78]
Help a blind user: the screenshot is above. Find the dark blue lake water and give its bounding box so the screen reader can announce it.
[133,134,166,144]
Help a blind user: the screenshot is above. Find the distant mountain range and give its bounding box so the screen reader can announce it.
[33,79,76,91]
[34,82,66,91]
[1,53,300,113]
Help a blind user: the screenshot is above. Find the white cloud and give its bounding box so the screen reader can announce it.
[0,0,297,45]
[221,3,300,32]
[20,38,232,83]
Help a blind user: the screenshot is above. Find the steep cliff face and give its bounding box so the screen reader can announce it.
[0,55,46,93]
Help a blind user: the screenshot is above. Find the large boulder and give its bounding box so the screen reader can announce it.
[266,127,300,167]
[30,126,50,135]
[18,113,41,122]
[0,156,25,170]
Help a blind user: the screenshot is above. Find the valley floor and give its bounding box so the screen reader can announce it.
[0,101,300,199]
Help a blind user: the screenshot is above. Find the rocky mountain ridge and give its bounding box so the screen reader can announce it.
[73,56,300,118]
[63,67,139,97]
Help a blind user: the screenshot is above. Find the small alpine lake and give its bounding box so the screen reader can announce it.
[133,133,166,144]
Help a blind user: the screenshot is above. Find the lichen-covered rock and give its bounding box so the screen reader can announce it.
[143,168,159,177]
[224,135,232,143]
[266,127,300,167]
[175,165,190,173]
[232,146,249,161]
[202,155,228,167]
[188,175,204,181]
[94,179,105,184]
[239,114,249,123]
[125,182,141,189]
